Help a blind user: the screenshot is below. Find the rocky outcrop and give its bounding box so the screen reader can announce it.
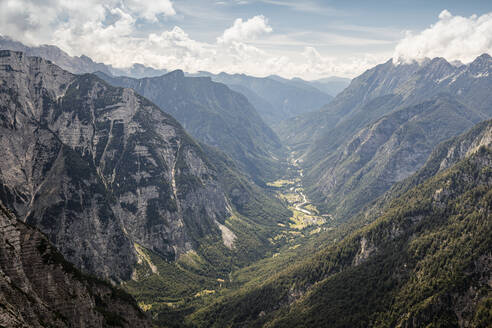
[352,236,376,266]
[0,50,234,281]
[0,202,151,327]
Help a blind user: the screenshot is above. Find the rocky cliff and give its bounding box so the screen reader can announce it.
[0,50,282,283]
[0,202,151,327]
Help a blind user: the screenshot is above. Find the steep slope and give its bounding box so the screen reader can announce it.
[277,55,491,152]
[190,71,333,124]
[277,54,491,220]
[191,121,492,328]
[95,70,284,182]
[306,95,485,220]
[383,118,492,205]
[345,119,492,233]
[0,202,151,328]
[0,50,289,287]
[275,58,422,149]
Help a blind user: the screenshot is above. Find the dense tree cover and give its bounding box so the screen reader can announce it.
[189,148,492,327]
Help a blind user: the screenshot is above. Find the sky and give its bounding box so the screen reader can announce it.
[0,0,491,79]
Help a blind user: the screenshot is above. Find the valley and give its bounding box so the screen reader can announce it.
[0,31,491,327]
[267,152,333,237]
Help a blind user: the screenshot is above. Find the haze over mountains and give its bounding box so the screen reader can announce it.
[0,36,347,125]
[188,71,338,124]
[0,36,168,78]
[0,30,491,328]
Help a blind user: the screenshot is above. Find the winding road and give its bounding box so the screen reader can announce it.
[289,156,315,216]
[294,188,313,215]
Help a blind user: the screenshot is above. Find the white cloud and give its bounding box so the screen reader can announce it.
[9,2,488,79]
[0,0,175,46]
[0,0,394,79]
[393,10,492,64]
[125,0,175,21]
[217,15,272,44]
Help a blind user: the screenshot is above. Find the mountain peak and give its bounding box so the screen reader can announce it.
[79,54,92,60]
[429,56,450,65]
[471,53,492,65]
[422,56,453,73]
[476,53,491,60]
[166,69,185,79]
[467,53,492,74]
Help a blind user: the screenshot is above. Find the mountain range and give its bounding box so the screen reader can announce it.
[0,50,290,288]
[0,36,344,126]
[277,54,492,221]
[0,35,168,78]
[190,71,335,124]
[0,35,490,328]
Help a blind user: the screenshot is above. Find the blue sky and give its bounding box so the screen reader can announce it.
[171,0,492,54]
[1,0,491,79]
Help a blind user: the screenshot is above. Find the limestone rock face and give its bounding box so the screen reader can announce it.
[0,50,230,281]
[0,202,151,327]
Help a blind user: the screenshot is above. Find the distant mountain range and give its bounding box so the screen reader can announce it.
[189,71,336,124]
[0,35,168,78]
[0,36,348,126]
[306,76,352,96]
[268,74,351,97]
